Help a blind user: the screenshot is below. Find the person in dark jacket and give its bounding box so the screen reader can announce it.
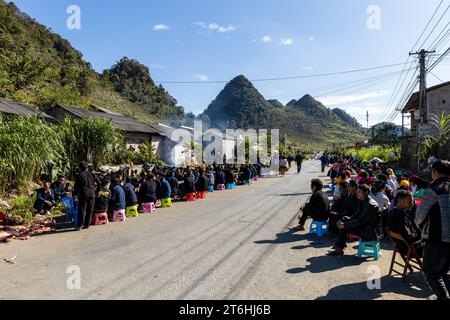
[195,169,209,192]
[215,166,226,186]
[138,173,157,205]
[387,190,422,257]
[158,172,172,199]
[293,179,330,232]
[34,180,56,214]
[184,171,196,194]
[327,184,380,256]
[167,171,179,198]
[415,160,450,300]
[329,181,359,235]
[109,176,126,213]
[73,162,100,230]
[51,176,70,202]
[123,178,138,208]
[94,180,111,214]
[295,153,304,174]
[224,166,235,184]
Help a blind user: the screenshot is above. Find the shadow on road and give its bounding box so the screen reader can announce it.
[272,192,311,197]
[254,230,312,245]
[286,254,366,274]
[316,274,432,300]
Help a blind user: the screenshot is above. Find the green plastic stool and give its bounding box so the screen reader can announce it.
[161,198,172,208]
[358,241,381,260]
[126,205,139,218]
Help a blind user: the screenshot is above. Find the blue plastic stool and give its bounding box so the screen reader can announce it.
[358,241,381,260]
[309,221,328,238]
[226,183,236,190]
[208,185,215,193]
[61,197,78,226]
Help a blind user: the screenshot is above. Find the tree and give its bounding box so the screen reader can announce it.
[418,113,450,161]
[370,123,402,160]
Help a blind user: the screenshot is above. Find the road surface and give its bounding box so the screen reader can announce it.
[0,161,432,300]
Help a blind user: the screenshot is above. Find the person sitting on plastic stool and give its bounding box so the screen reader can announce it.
[327,184,381,257]
[292,179,330,232]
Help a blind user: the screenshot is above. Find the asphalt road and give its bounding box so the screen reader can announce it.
[0,161,432,300]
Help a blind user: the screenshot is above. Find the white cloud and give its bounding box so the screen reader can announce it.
[195,74,209,81]
[319,90,389,106]
[194,21,237,33]
[261,36,272,43]
[153,24,170,31]
[280,38,294,45]
[309,36,315,41]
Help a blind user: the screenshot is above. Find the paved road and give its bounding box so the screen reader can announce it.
[0,161,432,300]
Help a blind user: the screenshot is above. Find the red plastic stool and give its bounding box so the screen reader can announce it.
[91,212,109,225]
[186,193,197,202]
[197,191,207,199]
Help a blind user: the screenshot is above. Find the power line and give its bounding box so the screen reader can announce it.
[157,62,406,84]
[267,68,410,100]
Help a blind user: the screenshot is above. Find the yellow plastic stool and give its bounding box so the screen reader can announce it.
[126,205,139,218]
[161,198,172,208]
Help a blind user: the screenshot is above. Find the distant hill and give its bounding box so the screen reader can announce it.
[0,0,186,125]
[332,108,363,129]
[203,76,365,148]
[267,99,284,108]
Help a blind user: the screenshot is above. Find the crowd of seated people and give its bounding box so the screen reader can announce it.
[292,153,450,300]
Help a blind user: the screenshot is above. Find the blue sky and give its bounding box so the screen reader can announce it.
[12,0,450,126]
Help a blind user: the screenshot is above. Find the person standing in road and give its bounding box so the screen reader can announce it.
[415,160,450,300]
[73,161,100,231]
[295,152,304,174]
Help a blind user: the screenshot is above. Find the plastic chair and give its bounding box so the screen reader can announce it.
[143,202,156,213]
[161,198,172,208]
[208,185,215,193]
[126,205,139,218]
[197,191,207,199]
[358,241,381,260]
[309,220,329,238]
[112,210,126,222]
[186,193,197,202]
[91,212,108,225]
[217,184,225,191]
[61,197,78,226]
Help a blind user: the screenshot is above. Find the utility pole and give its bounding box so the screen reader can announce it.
[409,49,435,137]
[366,111,369,130]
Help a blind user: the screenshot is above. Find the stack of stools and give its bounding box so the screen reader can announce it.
[208,185,215,193]
[126,205,139,218]
[186,193,197,202]
[161,198,172,208]
[217,184,226,191]
[91,212,108,225]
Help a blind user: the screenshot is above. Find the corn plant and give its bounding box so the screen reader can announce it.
[59,116,123,174]
[0,115,64,195]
